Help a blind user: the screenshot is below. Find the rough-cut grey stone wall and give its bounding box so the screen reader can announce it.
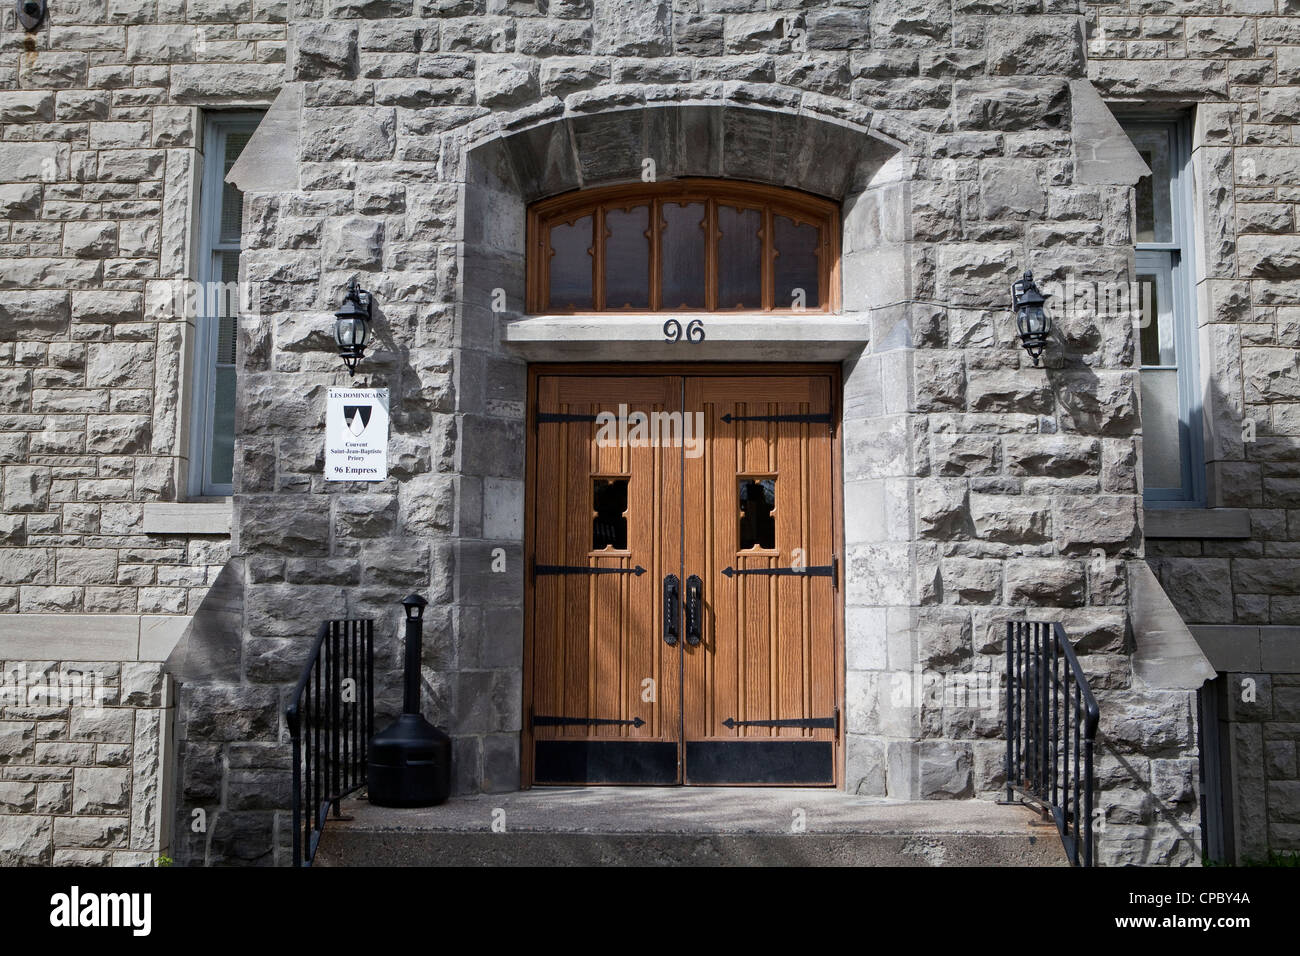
[220,0,1191,866]
[1,0,252,861]
[0,660,171,865]
[1083,0,1300,859]
[1109,4,1300,631]
[9,0,1294,866]
[1210,671,1300,862]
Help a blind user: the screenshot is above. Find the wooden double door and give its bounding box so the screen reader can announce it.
[524,367,842,787]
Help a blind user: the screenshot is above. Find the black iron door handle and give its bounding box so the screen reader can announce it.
[685,574,703,647]
[663,574,680,646]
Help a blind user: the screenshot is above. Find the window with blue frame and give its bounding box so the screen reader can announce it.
[1123,118,1204,508]
[188,113,259,497]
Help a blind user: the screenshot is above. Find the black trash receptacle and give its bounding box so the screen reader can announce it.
[366,594,452,808]
[367,713,451,808]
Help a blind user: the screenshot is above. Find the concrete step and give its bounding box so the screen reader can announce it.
[314,788,1069,866]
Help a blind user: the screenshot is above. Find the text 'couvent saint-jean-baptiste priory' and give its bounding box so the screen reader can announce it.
[1,0,1299,868]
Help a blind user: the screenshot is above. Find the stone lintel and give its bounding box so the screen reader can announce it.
[1190,625,1266,673]
[1190,625,1300,675]
[1261,629,1300,673]
[502,313,872,362]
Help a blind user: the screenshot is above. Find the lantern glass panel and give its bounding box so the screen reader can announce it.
[336,318,353,347]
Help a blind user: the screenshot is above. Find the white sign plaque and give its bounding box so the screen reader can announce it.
[325,387,389,481]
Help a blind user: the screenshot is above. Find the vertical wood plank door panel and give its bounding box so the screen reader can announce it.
[528,375,682,785]
[683,375,839,786]
[525,368,841,788]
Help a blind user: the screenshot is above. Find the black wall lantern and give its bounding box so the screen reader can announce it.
[16,0,46,30]
[1011,271,1052,367]
[334,277,372,376]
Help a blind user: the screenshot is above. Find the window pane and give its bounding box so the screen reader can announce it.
[603,205,650,310]
[661,201,705,310]
[211,248,238,487]
[548,215,593,310]
[219,132,251,244]
[717,205,761,309]
[198,119,256,495]
[773,215,820,310]
[593,478,628,550]
[532,185,837,314]
[1136,267,1176,367]
[216,249,240,364]
[1137,273,1160,365]
[739,478,776,550]
[1125,121,1199,505]
[1141,369,1183,489]
[211,364,235,487]
[1129,128,1173,244]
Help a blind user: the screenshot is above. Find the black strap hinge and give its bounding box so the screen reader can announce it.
[722,564,834,579]
[534,563,647,578]
[533,714,645,728]
[721,412,832,425]
[535,411,599,424]
[721,715,837,730]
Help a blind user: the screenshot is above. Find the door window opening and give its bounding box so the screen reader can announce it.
[592,477,629,550]
[738,478,776,550]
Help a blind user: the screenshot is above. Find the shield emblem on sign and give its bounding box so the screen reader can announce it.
[344,405,372,436]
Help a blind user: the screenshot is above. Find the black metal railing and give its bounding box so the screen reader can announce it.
[286,618,374,867]
[1004,620,1100,867]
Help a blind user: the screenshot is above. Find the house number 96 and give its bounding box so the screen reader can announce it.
[663,318,705,344]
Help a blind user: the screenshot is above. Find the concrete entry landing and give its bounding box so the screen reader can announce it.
[314,790,1068,866]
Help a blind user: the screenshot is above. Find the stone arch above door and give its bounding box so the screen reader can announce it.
[458,102,917,362]
[465,101,908,206]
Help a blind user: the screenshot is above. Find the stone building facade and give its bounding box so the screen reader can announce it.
[0,0,1295,866]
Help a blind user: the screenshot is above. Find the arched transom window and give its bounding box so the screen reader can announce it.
[526,180,840,314]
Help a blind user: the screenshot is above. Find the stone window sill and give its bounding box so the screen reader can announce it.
[143,500,232,535]
[1144,508,1251,539]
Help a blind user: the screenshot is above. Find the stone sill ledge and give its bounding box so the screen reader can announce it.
[1144,508,1251,539]
[502,313,871,362]
[143,501,232,535]
[0,613,191,662]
